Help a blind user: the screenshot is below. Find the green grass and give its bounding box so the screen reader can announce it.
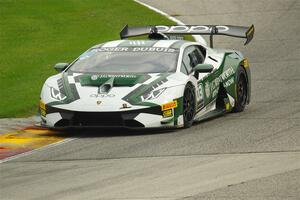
[0,0,175,118]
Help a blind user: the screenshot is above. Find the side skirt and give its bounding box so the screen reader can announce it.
[195,108,225,122]
[194,100,226,122]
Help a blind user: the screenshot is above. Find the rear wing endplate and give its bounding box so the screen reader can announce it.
[120,24,255,48]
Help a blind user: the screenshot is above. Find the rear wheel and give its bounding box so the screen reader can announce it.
[183,83,196,128]
[232,67,248,112]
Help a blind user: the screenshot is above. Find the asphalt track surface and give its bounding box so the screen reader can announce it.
[1,0,300,199]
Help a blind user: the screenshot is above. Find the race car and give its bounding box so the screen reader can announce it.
[38,24,254,129]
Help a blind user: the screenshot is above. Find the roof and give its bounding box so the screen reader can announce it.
[92,40,190,49]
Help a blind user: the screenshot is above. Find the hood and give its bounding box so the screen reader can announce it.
[44,71,188,112]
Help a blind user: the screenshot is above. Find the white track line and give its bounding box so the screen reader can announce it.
[134,0,207,45]
[0,138,76,164]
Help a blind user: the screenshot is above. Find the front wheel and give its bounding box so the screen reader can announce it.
[183,83,196,128]
[232,66,248,112]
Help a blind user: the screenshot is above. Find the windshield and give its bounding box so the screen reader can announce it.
[68,47,179,73]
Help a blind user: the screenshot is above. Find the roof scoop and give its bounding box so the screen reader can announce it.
[98,77,114,94]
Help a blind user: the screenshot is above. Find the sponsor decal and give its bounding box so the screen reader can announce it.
[211,77,220,92]
[197,83,204,109]
[156,25,229,33]
[94,47,177,53]
[210,77,221,99]
[163,109,173,118]
[220,67,234,81]
[205,82,211,98]
[90,94,115,98]
[161,100,177,111]
[90,74,137,80]
[198,67,234,100]
[224,77,234,88]
[95,47,129,52]
[196,67,234,101]
[132,47,175,53]
[208,67,235,98]
[91,75,98,81]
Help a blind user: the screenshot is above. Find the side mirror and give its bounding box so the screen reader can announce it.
[194,64,214,73]
[54,63,69,72]
[194,64,214,79]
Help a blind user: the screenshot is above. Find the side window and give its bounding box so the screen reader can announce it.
[189,48,204,67]
[194,47,205,64]
[197,45,206,60]
[181,45,204,75]
[181,46,195,74]
[180,61,188,74]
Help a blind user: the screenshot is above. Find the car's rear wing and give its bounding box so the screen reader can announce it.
[120,24,255,48]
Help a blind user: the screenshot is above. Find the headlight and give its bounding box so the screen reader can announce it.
[50,87,67,101]
[141,88,166,101]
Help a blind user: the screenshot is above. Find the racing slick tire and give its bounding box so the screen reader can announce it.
[183,83,196,128]
[232,66,248,112]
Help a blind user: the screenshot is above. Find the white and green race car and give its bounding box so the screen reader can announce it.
[39,25,254,129]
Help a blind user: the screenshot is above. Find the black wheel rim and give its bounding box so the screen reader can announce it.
[237,76,247,107]
[183,88,195,122]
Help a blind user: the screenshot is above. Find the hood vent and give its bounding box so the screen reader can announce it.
[98,77,114,94]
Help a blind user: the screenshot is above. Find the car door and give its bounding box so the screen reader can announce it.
[181,45,207,112]
[181,45,219,114]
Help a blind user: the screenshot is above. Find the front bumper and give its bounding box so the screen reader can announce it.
[40,105,179,129]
